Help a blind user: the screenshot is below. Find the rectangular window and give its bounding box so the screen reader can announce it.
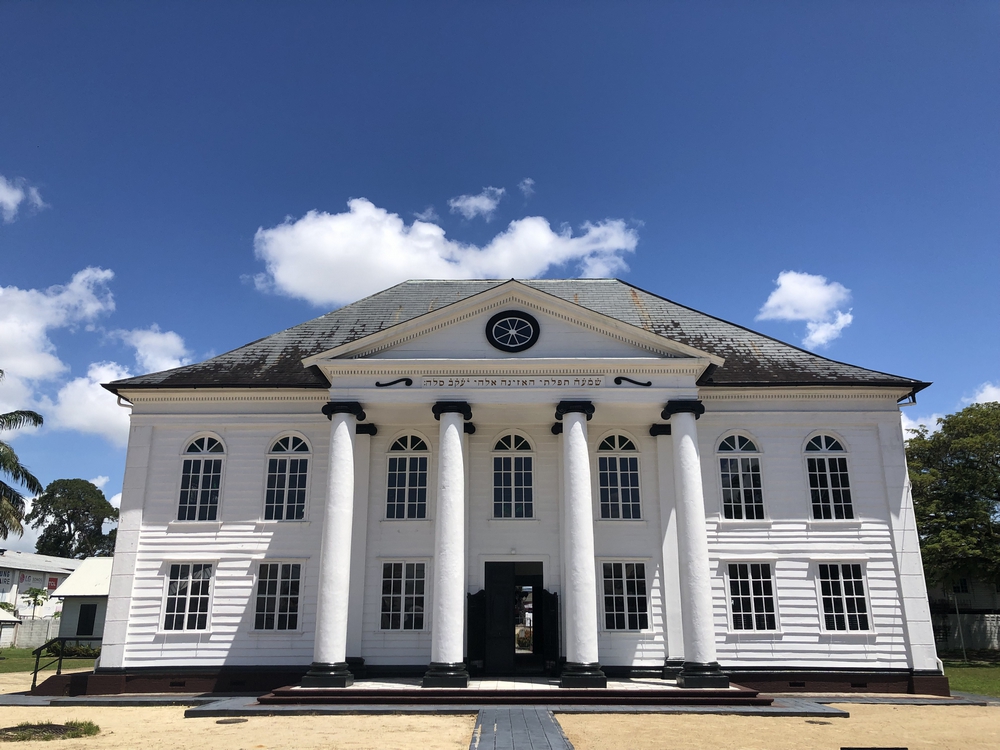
[265,457,308,520]
[728,563,777,630]
[720,457,765,520]
[76,603,98,636]
[602,562,648,630]
[953,579,969,594]
[178,458,222,521]
[493,455,533,518]
[163,563,212,631]
[386,456,427,519]
[818,563,870,631]
[808,456,853,520]
[380,561,425,630]
[599,456,641,519]
[254,562,301,630]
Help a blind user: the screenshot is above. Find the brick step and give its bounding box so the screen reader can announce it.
[259,684,773,706]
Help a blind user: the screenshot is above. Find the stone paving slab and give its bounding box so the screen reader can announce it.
[471,708,572,750]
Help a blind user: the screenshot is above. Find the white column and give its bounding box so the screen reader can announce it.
[669,401,728,688]
[303,406,358,687]
[654,428,685,675]
[559,402,607,687]
[424,404,470,687]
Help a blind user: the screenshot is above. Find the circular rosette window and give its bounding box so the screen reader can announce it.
[485,310,540,352]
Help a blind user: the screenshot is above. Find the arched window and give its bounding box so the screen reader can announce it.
[386,435,428,519]
[597,434,641,519]
[718,434,764,520]
[178,436,224,521]
[493,433,533,518]
[265,436,310,521]
[805,434,853,520]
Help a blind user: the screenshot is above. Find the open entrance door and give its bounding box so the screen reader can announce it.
[468,561,557,676]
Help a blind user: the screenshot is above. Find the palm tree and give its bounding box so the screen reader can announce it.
[0,369,43,540]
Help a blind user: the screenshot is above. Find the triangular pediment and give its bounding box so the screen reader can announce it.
[302,280,724,366]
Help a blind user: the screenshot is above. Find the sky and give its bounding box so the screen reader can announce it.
[1,2,998,552]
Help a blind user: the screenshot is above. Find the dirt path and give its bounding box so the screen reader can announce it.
[558,704,1000,750]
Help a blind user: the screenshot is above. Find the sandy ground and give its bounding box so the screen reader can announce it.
[558,704,1000,750]
[4,671,1000,750]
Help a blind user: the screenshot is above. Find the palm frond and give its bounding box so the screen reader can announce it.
[0,495,25,539]
[0,444,43,495]
[0,410,44,431]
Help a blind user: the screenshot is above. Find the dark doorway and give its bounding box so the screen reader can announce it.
[475,561,556,676]
[77,603,98,636]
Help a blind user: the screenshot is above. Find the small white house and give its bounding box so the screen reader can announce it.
[0,549,81,620]
[52,558,113,640]
[96,279,947,695]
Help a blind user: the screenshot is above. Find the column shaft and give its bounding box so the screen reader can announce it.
[302,411,356,687]
[672,409,728,688]
[423,410,470,687]
[560,410,607,688]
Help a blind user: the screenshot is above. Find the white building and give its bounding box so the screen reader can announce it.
[0,549,80,620]
[96,279,946,695]
[52,557,113,641]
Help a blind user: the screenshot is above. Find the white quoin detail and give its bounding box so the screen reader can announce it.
[562,411,600,665]
[671,410,718,667]
[313,412,356,666]
[430,411,467,665]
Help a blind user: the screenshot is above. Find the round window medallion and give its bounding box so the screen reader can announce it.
[486,310,539,352]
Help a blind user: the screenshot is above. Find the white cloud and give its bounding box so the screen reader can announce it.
[0,174,46,223]
[3,496,41,552]
[413,206,439,222]
[518,178,535,198]
[89,475,110,490]
[448,187,506,221]
[0,268,116,426]
[114,324,192,373]
[968,381,1000,405]
[756,270,854,349]
[253,198,639,307]
[901,411,945,436]
[108,492,122,510]
[44,361,132,448]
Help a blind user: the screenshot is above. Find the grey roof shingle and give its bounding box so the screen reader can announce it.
[104,279,928,394]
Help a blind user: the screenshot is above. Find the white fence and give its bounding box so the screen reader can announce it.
[12,618,61,650]
[933,613,1000,651]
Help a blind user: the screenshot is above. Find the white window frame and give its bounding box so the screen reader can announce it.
[176,434,226,522]
[815,561,873,633]
[160,561,215,633]
[379,559,428,631]
[253,559,304,632]
[725,561,779,632]
[600,559,650,632]
[717,433,766,521]
[385,434,430,520]
[804,433,855,521]
[491,431,535,519]
[596,433,643,521]
[263,434,311,522]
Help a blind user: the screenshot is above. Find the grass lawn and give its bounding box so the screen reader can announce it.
[0,648,95,674]
[944,660,1000,698]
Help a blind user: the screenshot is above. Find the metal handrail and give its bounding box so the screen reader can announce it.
[31,636,103,690]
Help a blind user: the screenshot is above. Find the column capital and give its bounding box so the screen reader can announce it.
[555,400,595,420]
[355,423,378,436]
[661,400,705,420]
[649,424,672,436]
[432,401,472,420]
[322,401,366,421]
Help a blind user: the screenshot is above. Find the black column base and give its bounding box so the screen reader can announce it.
[662,658,685,679]
[560,662,608,688]
[422,662,469,688]
[301,661,355,688]
[677,661,729,688]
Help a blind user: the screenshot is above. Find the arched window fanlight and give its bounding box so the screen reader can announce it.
[806,435,844,452]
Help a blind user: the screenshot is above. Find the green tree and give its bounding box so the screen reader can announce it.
[0,369,44,540]
[26,479,118,559]
[907,401,1000,585]
[20,587,49,619]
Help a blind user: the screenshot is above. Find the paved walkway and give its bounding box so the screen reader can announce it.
[470,708,572,750]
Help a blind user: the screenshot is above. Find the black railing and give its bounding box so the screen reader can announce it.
[31,636,103,690]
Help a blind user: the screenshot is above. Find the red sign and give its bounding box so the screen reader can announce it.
[47,577,58,591]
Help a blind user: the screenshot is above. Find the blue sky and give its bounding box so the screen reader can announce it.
[1,2,998,551]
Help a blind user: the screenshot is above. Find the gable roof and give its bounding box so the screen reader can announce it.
[52,558,113,598]
[0,549,82,576]
[104,279,928,394]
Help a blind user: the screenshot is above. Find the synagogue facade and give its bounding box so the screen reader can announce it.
[98,279,945,693]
